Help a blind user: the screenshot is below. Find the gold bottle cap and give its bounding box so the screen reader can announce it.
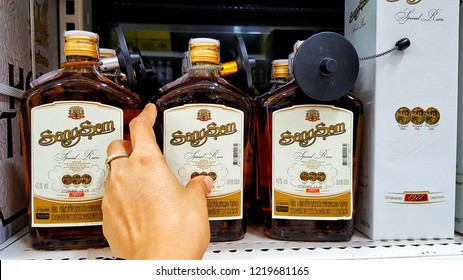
[99,48,116,58]
[64,30,99,59]
[189,38,220,65]
[272,59,289,79]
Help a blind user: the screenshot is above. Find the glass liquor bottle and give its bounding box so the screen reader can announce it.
[21,30,142,250]
[256,58,290,102]
[256,39,303,105]
[258,32,363,241]
[152,38,255,242]
[268,59,290,91]
[250,58,290,224]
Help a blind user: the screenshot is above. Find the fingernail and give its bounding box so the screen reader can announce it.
[204,176,213,193]
[145,102,155,108]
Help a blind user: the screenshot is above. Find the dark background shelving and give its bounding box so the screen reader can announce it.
[91,1,345,95]
[92,0,344,29]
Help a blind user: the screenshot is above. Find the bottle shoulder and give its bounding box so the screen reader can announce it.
[261,82,363,114]
[30,70,135,94]
[154,73,254,106]
[25,69,142,108]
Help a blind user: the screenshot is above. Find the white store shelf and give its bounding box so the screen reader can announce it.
[1,224,463,260]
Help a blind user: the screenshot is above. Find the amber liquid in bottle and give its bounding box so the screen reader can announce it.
[258,80,363,241]
[22,31,142,250]
[251,59,290,224]
[153,38,254,241]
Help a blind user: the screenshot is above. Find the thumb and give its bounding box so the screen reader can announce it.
[185,176,213,197]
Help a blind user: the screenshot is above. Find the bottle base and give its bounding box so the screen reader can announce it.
[210,231,246,242]
[29,226,108,250]
[264,219,354,242]
[31,237,109,251]
[210,220,247,242]
[264,229,353,242]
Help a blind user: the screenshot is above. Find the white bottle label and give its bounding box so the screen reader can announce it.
[272,105,353,220]
[164,104,244,220]
[31,101,123,227]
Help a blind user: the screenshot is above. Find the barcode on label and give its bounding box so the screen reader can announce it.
[233,143,239,166]
[342,143,349,166]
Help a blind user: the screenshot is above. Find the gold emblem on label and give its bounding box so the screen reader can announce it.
[72,174,82,185]
[308,172,317,182]
[300,171,309,182]
[317,172,326,182]
[62,174,72,186]
[62,173,93,186]
[411,107,425,125]
[305,109,320,122]
[208,172,217,181]
[395,107,411,125]
[81,174,92,185]
[300,171,326,182]
[190,171,217,181]
[425,107,440,125]
[68,106,85,120]
[197,109,212,122]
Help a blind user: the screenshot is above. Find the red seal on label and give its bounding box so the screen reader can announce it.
[69,191,85,198]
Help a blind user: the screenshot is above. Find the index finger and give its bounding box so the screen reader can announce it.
[129,103,161,157]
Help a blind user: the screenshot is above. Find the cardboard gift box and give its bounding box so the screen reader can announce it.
[0,0,58,245]
[456,2,463,235]
[345,0,459,239]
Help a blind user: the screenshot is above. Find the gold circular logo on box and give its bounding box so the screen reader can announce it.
[410,107,425,125]
[395,107,411,125]
[425,107,440,125]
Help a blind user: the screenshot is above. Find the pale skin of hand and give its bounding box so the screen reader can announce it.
[102,103,213,260]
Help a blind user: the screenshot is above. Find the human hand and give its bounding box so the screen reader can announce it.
[102,103,213,260]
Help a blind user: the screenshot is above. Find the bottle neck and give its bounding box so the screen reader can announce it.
[61,55,98,70]
[270,77,288,84]
[187,61,222,75]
